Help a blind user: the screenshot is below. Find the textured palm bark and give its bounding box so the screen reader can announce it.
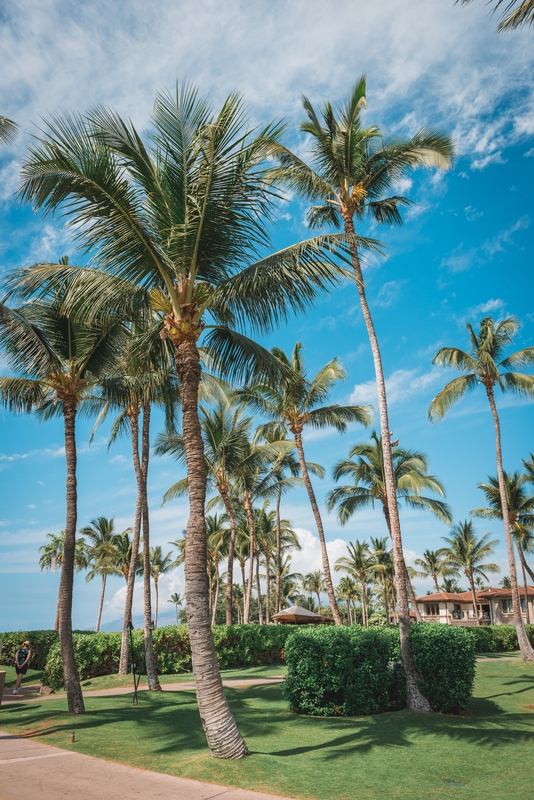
[344,216,431,710]
[54,590,60,631]
[176,335,249,758]
[211,561,220,626]
[119,410,143,675]
[404,562,424,623]
[487,389,534,660]
[256,553,264,624]
[243,492,256,625]
[59,399,85,714]
[95,574,106,632]
[141,403,162,690]
[275,485,282,614]
[293,431,343,625]
[265,551,271,624]
[519,550,531,624]
[468,574,480,626]
[220,487,237,625]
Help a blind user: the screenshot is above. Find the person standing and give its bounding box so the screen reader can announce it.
[12,641,31,695]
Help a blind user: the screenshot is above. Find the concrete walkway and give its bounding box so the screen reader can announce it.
[0,730,293,800]
[1,676,284,705]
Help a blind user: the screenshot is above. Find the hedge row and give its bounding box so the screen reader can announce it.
[284,624,477,716]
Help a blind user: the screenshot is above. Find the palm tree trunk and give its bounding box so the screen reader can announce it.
[211,560,220,626]
[95,574,106,632]
[404,562,424,623]
[175,334,249,758]
[468,574,480,626]
[381,575,389,623]
[486,389,534,660]
[293,431,342,625]
[54,584,61,631]
[361,580,367,627]
[256,553,264,624]
[141,403,161,690]
[519,547,531,625]
[241,561,246,596]
[275,484,282,614]
[220,487,237,625]
[244,493,255,625]
[265,552,271,624]
[59,399,85,714]
[119,409,143,675]
[316,591,321,616]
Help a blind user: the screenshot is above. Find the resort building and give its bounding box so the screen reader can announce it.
[415,586,534,626]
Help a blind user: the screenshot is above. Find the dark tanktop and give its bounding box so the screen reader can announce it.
[17,648,29,665]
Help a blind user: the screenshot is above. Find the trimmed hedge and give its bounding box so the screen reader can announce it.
[410,624,476,713]
[284,623,477,717]
[284,626,397,716]
[468,624,534,653]
[41,624,294,687]
[0,630,59,670]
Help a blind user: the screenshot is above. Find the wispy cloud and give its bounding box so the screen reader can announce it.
[0,446,65,462]
[350,368,442,406]
[441,216,530,273]
[376,280,405,307]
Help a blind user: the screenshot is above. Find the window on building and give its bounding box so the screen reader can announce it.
[501,599,513,613]
[521,598,526,612]
[425,603,439,616]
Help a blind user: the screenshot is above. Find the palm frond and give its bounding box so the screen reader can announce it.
[428,374,479,420]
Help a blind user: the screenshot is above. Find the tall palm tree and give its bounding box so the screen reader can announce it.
[10,84,354,758]
[336,575,360,624]
[458,0,534,31]
[335,541,375,626]
[369,536,394,623]
[242,342,371,624]
[471,471,534,623]
[441,521,500,625]
[302,570,326,616]
[0,289,123,714]
[149,546,176,628]
[205,514,230,625]
[39,531,89,629]
[168,592,184,625]
[269,78,453,711]
[80,517,124,632]
[413,549,458,594]
[430,316,534,659]
[255,504,299,622]
[327,431,452,623]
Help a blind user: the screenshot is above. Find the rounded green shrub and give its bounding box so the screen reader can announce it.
[409,624,476,713]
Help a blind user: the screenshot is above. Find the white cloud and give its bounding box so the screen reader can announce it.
[350,368,442,406]
[288,527,348,579]
[525,148,534,158]
[376,280,404,307]
[469,298,505,317]
[464,205,483,222]
[441,216,530,273]
[0,446,65,462]
[482,215,530,256]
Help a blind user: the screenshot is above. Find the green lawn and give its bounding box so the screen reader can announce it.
[1,660,533,800]
[1,666,43,689]
[78,664,285,691]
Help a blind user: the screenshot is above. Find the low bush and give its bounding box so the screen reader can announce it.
[284,626,397,716]
[468,624,534,653]
[409,624,476,713]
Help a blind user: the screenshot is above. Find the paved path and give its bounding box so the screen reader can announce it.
[0,730,293,800]
[1,676,284,705]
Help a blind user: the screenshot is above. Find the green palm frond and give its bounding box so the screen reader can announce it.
[428,374,479,420]
[0,116,18,145]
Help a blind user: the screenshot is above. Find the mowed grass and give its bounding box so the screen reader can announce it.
[1,666,43,688]
[1,661,533,800]
[78,663,285,691]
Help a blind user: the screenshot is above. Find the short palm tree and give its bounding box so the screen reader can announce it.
[269,78,453,711]
[0,288,123,714]
[458,0,534,31]
[242,341,371,624]
[39,531,89,629]
[430,316,534,659]
[301,570,326,615]
[10,83,355,758]
[149,546,176,628]
[327,431,452,623]
[168,592,184,625]
[441,521,500,625]
[414,550,458,594]
[80,517,123,632]
[335,541,375,626]
[472,471,534,623]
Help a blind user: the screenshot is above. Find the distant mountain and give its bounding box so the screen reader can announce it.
[100,612,179,632]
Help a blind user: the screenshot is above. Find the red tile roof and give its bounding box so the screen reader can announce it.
[415,586,534,603]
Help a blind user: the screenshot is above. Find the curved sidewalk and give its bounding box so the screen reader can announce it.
[0,729,293,800]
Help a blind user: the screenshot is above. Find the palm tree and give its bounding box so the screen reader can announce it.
[302,570,325,615]
[168,592,184,625]
[0,288,124,714]
[458,0,534,31]
[429,316,534,659]
[0,115,17,145]
[336,576,360,624]
[255,504,299,622]
[369,536,394,623]
[327,431,452,623]
[441,577,463,593]
[205,514,230,625]
[335,541,375,626]
[11,83,354,758]
[441,521,500,625]
[242,342,371,624]
[277,556,304,607]
[80,517,123,632]
[149,546,176,628]
[500,576,512,589]
[269,78,453,711]
[472,471,534,623]
[39,531,89,629]
[414,549,458,593]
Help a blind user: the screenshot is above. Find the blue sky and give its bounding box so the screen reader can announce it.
[1,0,533,631]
